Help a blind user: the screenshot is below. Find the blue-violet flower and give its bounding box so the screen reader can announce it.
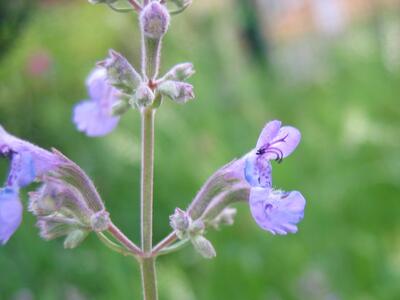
[0,125,62,244]
[73,67,120,137]
[244,120,301,188]
[244,120,305,235]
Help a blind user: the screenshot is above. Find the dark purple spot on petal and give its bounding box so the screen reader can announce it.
[264,203,273,214]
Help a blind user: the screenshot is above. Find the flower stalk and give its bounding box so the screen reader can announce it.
[139,107,157,299]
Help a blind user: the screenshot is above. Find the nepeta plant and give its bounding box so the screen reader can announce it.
[0,1,306,299]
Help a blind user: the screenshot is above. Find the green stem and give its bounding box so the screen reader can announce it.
[140,257,158,300]
[156,239,190,256]
[140,107,158,300]
[141,108,155,253]
[141,36,162,81]
[97,232,135,258]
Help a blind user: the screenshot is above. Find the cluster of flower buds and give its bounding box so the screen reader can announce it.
[157,63,195,104]
[0,126,109,247]
[73,1,195,137]
[167,160,250,258]
[98,50,151,110]
[169,208,217,259]
[97,49,195,108]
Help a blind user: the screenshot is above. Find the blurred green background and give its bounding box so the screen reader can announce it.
[1,0,400,299]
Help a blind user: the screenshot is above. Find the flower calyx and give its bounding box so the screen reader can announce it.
[29,150,111,249]
[169,208,216,259]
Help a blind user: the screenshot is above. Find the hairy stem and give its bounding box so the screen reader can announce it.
[140,107,158,300]
[141,108,155,253]
[140,257,158,300]
[152,232,177,254]
[97,232,136,257]
[141,36,162,81]
[108,221,143,256]
[156,239,190,256]
[127,0,142,11]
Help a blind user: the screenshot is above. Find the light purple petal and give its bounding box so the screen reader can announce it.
[244,151,272,188]
[86,68,109,100]
[256,120,282,149]
[7,151,35,188]
[73,67,121,137]
[264,126,301,160]
[249,188,305,235]
[0,188,23,245]
[1,125,61,185]
[73,100,119,137]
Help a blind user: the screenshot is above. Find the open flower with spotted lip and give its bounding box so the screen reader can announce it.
[186,120,305,238]
[244,120,305,235]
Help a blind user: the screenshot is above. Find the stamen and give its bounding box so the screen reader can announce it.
[269,133,289,147]
[256,147,266,155]
[280,192,290,199]
[266,147,283,163]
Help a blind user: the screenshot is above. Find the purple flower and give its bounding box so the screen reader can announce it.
[244,120,301,188]
[1,126,61,186]
[0,125,62,244]
[73,68,120,137]
[243,120,305,235]
[249,188,305,235]
[0,188,23,245]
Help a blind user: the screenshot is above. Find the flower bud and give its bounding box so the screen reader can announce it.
[63,229,88,249]
[200,185,248,224]
[28,188,59,217]
[191,235,216,259]
[188,219,205,236]
[111,98,131,116]
[188,159,247,220]
[90,211,110,232]
[169,209,217,259]
[158,81,194,104]
[208,207,237,230]
[140,2,170,39]
[131,83,155,108]
[162,63,195,81]
[29,150,110,248]
[170,208,189,231]
[98,50,142,94]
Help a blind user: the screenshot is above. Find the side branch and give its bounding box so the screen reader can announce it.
[108,221,143,256]
[128,0,142,11]
[152,232,177,255]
